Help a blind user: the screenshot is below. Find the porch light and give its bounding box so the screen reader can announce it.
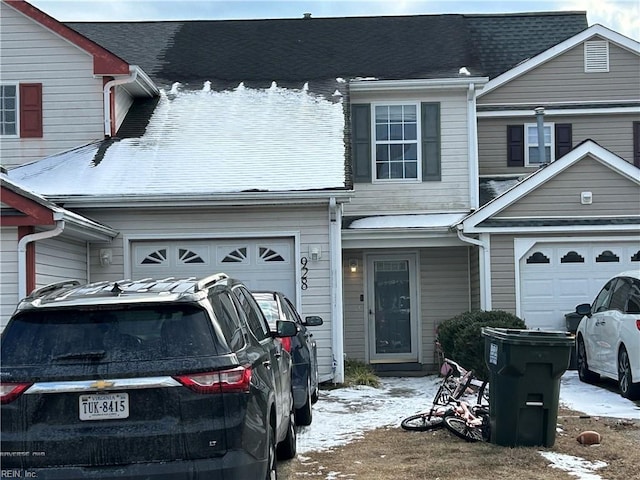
[349,258,359,273]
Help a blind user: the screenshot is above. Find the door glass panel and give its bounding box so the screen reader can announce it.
[373,260,411,354]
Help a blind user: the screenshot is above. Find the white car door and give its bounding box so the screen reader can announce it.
[587,279,618,373]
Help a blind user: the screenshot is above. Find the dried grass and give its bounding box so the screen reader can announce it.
[279,407,640,479]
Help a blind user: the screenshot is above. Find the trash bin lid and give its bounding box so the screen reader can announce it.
[482,327,574,346]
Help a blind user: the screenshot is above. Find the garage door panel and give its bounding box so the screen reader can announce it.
[132,238,295,299]
[521,241,639,331]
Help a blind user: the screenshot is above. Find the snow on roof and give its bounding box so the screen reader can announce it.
[9,84,346,197]
[348,213,467,229]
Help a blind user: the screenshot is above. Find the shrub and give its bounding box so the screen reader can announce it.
[344,358,380,388]
[437,310,526,381]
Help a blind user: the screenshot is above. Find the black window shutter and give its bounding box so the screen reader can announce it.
[634,121,640,168]
[507,125,524,167]
[351,104,371,183]
[555,123,572,159]
[421,102,441,181]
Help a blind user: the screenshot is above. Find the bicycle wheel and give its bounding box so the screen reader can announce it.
[401,413,445,431]
[443,415,484,442]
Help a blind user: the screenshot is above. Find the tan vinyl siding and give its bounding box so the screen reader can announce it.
[342,246,471,369]
[79,205,336,378]
[1,227,19,329]
[35,237,88,288]
[421,246,471,369]
[1,2,105,168]
[495,156,640,218]
[489,235,517,314]
[346,90,470,216]
[478,113,640,176]
[479,38,640,105]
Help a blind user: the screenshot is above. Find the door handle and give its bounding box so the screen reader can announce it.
[263,360,271,369]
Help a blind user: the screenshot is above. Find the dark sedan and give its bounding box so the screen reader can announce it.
[254,291,323,425]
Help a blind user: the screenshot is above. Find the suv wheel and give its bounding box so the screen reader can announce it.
[266,422,277,480]
[618,347,640,400]
[295,376,313,426]
[577,337,599,384]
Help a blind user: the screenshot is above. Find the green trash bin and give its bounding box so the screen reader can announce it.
[482,327,574,447]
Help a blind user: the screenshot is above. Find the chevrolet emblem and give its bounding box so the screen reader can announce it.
[90,379,115,390]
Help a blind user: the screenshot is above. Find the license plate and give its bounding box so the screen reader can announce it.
[79,393,129,421]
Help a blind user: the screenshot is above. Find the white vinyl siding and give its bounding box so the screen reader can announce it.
[347,90,470,216]
[0,2,105,167]
[78,205,336,379]
[35,237,88,288]
[1,227,19,329]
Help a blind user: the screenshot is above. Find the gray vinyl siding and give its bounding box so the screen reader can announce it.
[35,237,88,289]
[494,156,640,218]
[342,246,471,370]
[478,38,640,104]
[478,113,640,176]
[1,227,19,329]
[346,90,470,216]
[489,235,517,314]
[0,2,105,168]
[77,205,336,378]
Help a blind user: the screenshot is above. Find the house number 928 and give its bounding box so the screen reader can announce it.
[300,257,309,290]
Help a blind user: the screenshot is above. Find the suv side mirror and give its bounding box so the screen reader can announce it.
[575,303,592,317]
[275,320,297,337]
[303,316,323,327]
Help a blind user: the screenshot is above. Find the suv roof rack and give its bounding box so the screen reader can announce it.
[195,273,229,292]
[28,280,81,299]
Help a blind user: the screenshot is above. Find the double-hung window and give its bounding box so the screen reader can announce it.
[525,123,555,166]
[1,85,17,136]
[374,104,419,181]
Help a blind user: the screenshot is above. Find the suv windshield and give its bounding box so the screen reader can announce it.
[1,304,222,367]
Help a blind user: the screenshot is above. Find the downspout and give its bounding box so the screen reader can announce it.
[18,218,65,299]
[467,83,479,209]
[456,225,491,311]
[329,197,345,383]
[103,66,139,137]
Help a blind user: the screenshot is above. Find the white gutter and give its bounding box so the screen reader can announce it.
[103,66,139,137]
[456,225,491,310]
[467,83,479,209]
[328,196,345,383]
[18,219,65,299]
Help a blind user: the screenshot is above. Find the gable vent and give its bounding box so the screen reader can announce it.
[584,40,609,72]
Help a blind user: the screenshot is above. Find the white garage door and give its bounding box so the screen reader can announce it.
[131,238,295,299]
[520,241,640,331]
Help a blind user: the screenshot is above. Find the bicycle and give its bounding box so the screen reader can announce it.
[442,396,491,442]
[400,358,480,432]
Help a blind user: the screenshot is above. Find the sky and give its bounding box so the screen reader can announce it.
[296,372,638,479]
[28,0,640,41]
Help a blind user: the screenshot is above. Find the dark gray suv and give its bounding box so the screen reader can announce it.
[0,274,298,479]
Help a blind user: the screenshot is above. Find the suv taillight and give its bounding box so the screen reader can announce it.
[636,319,640,331]
[174,366,251,394]
[0,382,32,404]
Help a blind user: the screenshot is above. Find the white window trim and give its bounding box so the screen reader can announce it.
[524,122,555,167]
[0,83,19,138]
[371,102,422,183]
[584,40,609,73]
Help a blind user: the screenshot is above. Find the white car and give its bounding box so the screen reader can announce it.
[575,270,640,400]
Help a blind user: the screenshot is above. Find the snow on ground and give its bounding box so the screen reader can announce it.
[296,370,639,479]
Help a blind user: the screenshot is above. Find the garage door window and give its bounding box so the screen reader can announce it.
[221,247,247,263]
[141,249,167,265]
[560,251,584,263]
[526,252,550,264]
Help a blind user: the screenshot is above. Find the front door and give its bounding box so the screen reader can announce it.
[367,254,419,363]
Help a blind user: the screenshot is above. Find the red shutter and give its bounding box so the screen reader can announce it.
[19,83,43,138]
